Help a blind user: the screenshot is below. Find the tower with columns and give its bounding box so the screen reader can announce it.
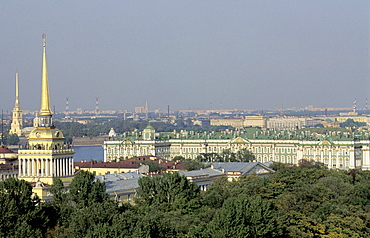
[9,72,23,136]
[18,35,75,186]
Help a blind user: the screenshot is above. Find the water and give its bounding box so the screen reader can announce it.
[73,146,104,162]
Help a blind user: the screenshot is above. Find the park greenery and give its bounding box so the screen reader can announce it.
[1,162,370,237]
[53,119,231,143]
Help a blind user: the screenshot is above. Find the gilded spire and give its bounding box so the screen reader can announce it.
[39,34,52,116]
[15,72,20,108]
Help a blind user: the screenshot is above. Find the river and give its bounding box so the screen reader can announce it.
[73,146,104,162]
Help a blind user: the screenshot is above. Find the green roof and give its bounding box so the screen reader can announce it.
[145,125,155,130]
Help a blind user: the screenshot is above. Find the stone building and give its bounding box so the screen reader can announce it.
[18,35,75,191]
[104,127,370,170]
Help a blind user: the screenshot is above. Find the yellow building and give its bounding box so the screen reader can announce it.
[18,35,75,198]
[336,116,370,125]
[74,161,149,175]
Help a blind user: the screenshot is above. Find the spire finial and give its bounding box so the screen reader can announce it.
[39,34,52,117]
[42,34,46,47]
[15,72,20,107]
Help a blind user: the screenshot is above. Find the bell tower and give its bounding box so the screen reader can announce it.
[18,35,75,186]
[9,72,23,136]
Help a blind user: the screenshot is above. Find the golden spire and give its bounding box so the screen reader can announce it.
[15,72,20,108]
[39,34,52,116]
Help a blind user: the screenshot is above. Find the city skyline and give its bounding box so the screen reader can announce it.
[1,1,369,112]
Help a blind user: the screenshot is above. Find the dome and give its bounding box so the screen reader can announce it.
[144,125,155,130]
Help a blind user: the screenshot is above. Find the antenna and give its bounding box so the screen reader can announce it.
[65,97,69,114]
[353,98,356,113]
[366,98,368,110]
[95,97,99,116]
[145,101,149,120]
[1,110,3,145]
[280,104,284,116]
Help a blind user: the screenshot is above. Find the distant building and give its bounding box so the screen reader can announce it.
[178,168,225,191]
[244,116,266,128]
[18,35,75,203]
[104,127,370,170]
[95,172,144,204]
[210,162,274,181]
[210,118,244,128]
[336,116,370,126]
[266,117,306,129]
[0,145,18,181]
[135,106,146,114]
[74,160,149,175]
[9,72,23,137]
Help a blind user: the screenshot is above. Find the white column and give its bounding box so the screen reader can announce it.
[50,158,53,177]
[18,158,22,176]
[349,148,355,169]
[336,149,340,169]
[70,158,73,176]
[362,145,370,170]
[56,159,59,177]
[58,159,62,177]
[40,159,44,176]
[61,158,65,176]
[36,159,39,177]
[45,159,49,177]
[27,159,31,176]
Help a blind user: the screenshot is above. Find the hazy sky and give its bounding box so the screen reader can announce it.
[1,1,369,112]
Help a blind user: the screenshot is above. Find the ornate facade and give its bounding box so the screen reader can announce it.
[104,127,370,170]
[18,35,75,186]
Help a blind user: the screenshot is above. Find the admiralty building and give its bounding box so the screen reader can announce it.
[104,125,370,170]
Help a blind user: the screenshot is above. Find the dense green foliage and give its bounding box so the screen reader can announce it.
[196,148,256,162]
[0,131,19,145]
[53,118,230,143]
[1,166,370,237]
[340,119,367,128]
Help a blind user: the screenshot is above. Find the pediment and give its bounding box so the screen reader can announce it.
[231,137,249,143]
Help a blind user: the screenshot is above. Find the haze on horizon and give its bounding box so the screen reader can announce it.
[0,1,369,113]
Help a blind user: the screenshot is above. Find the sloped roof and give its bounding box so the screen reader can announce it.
[0,146,16,154]
[211,162,274,175]
[96,172,144,193]
[178,168,225,178]
[127,156,186,170]
[75,160,143,169]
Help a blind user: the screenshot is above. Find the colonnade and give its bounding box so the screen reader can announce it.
[19,157,74,177]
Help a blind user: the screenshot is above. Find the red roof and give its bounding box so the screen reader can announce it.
[127,155,187,170]
[0,146,16,154]
[74,160,143,169]
[0,164,18,171]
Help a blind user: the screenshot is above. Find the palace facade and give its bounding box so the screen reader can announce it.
[104,126,370,170]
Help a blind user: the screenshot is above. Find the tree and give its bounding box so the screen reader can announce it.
[209,196,279,238]
[173,156,206,171]
[235,148,256,162]
[69,170,109,207]
[0,178,46,236]
[136,172,200,212]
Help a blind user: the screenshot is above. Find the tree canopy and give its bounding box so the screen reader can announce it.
[2,166,370,237]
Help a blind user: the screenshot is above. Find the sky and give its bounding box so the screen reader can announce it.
[0,1,369,112]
